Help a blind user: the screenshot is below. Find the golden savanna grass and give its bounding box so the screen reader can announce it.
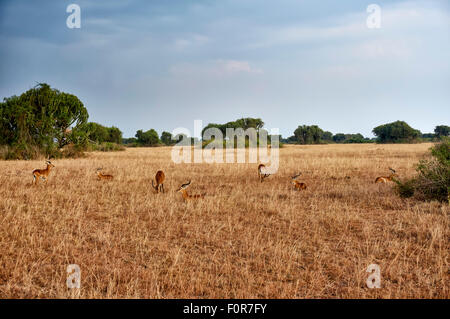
[0,143,448,298]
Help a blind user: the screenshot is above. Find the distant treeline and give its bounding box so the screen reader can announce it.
[1,83,448,159]
[281,122,449,145]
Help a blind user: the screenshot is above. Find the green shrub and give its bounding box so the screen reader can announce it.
[394,138,450,202]
[89,142,125,152]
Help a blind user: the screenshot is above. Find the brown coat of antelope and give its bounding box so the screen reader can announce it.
[32,160,55,185]
[177,181,204,201]
[152,170,165,193]
[375,167,397,183]
[258,164,270,183]
[96,168,113,180]
[291,173,307,190]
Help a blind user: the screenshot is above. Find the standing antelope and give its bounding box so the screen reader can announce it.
[291,173,307,190]
[32,160,55,184]
[152,170,165,193]
[375,168,397,183]
[96,168,113,180]
[177,181,204,201]
[258,164,270,183]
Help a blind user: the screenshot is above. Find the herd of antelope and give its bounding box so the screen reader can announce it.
[31,160,399,200]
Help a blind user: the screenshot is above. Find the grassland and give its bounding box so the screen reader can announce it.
[0,143,448,298]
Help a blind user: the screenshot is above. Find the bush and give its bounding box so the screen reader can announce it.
[89,142,125,152]
[394,138,450,202]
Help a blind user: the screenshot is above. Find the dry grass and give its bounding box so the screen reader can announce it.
[0,143,448,298]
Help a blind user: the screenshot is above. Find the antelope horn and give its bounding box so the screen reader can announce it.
[178,180,191,191]
[292,173,301,179]
[389,167,396,173]
[182,180,191,188]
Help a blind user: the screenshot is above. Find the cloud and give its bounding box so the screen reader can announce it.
[173,34,210,51]
[169,60,263,76]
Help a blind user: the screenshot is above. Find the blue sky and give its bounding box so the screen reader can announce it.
[0,0,449,138]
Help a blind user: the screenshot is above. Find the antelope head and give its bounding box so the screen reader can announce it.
[177,181,191,192]
[389,167,397,177]
[46,160,55,168]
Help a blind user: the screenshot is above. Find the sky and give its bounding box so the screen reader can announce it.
[0,0,449,138]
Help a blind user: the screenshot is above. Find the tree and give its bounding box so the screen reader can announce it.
[135,129,160,146]
[294,125,310,144]
[84,122,122,144]
[333,133,346,143]
[51,89,89,148]
[321,131,333,142]
[161,131,173,145]
[434,125,450,139]
[107,126,122,144]
[294,125,324,144]
[85,122,109,143]
[372,121,421,143]
[0,83,89,158]
[310,125,323,143]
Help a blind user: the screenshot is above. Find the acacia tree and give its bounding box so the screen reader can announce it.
[372,121,421,143]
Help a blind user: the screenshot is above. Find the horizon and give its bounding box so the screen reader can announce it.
[1,0,449,138]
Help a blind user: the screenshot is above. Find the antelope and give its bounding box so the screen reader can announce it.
[177,181,204,201]
[32,160,55,184]
[258,164,270,182]
[291,173,307,190]
[96,168,113,180]
[152,170,165,193]
[375,167,397,183]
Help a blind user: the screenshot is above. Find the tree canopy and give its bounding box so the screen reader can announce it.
[135,129,160,146]
[84,122,123,144]
[434,125,450,139]
[0,83,89,158]
[293,125,323,144]
[372,121,421,143]
[201,117,264,137]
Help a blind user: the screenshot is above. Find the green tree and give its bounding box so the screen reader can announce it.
[107,126,122,144]
[135,129,160,146]
[161,131,173,145]
[294,125,324,144]
[0,83,89,158]
[294,125,311,144]
[434,125,450,139]
[333,133,346,143]
[321,131,333,142]
[85,122,109,143]
[372,121,421,143]
[84,122,122,144]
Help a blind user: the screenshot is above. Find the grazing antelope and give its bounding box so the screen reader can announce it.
[96,168,113,180]
[177,181,204,201]
[291,173,307,190]
[152,170,165,193]
[258,164,270,182]
[375,167,397,184]
[32,160,55,184]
